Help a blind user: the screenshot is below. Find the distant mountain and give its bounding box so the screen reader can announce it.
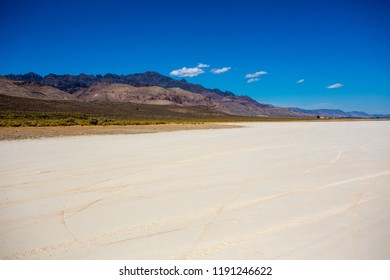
[73,83,306,117]
[0,77,77,101]
[1,72,306,117]
[4,71,235,96]
[2,72,386,118]
[290,108,387,118]
[73,83,208,105]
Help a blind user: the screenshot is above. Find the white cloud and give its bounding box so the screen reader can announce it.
[170,63,211,77]
[211,67,231,74]
[326,83,343,89]
[170,66,205,77]
[197,63,210,68]
[247,78,260,83]
[245,71,267,78]
[297,79,305,83]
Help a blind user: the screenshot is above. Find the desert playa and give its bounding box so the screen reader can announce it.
[0,121,389,259]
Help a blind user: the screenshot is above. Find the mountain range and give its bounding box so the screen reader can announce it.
[289,108,388,118]
[1,72,387,118]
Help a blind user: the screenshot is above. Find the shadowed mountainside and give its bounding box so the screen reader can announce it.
[2,72,306,117]
[2,72,386,118]
[0,92,256,127]
[290,107,389,118]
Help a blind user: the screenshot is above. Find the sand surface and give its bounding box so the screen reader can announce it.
[0,121,389,259]
[0,123,238,141]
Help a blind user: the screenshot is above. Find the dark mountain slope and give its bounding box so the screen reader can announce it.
[3,72,306,117]
[4,72,387,118]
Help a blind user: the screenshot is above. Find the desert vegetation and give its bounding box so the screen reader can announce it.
[0,94,314,127]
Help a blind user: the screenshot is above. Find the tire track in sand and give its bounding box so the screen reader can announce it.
[182,195,387,259]
[179,170,390,259]
[3,205,213,259]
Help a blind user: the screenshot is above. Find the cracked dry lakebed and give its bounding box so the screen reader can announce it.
[0,121,389,259]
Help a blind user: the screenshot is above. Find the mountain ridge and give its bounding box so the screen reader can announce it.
[2,72,304,117]
[290,107,389,118]
[4,71,235,96]
[2,72,386,118]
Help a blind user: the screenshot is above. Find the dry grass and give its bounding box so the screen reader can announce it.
[0,94,316,127]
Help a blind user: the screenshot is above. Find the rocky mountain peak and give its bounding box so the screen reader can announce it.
[2,71,309,117]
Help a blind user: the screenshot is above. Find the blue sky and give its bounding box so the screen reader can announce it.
[1,0,389,113]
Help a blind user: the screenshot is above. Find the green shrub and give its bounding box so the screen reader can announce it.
[88,117,99,125]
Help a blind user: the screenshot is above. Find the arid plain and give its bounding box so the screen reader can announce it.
[0,121,389,259]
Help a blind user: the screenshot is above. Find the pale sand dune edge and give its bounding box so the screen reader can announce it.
[0,123,241,141]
